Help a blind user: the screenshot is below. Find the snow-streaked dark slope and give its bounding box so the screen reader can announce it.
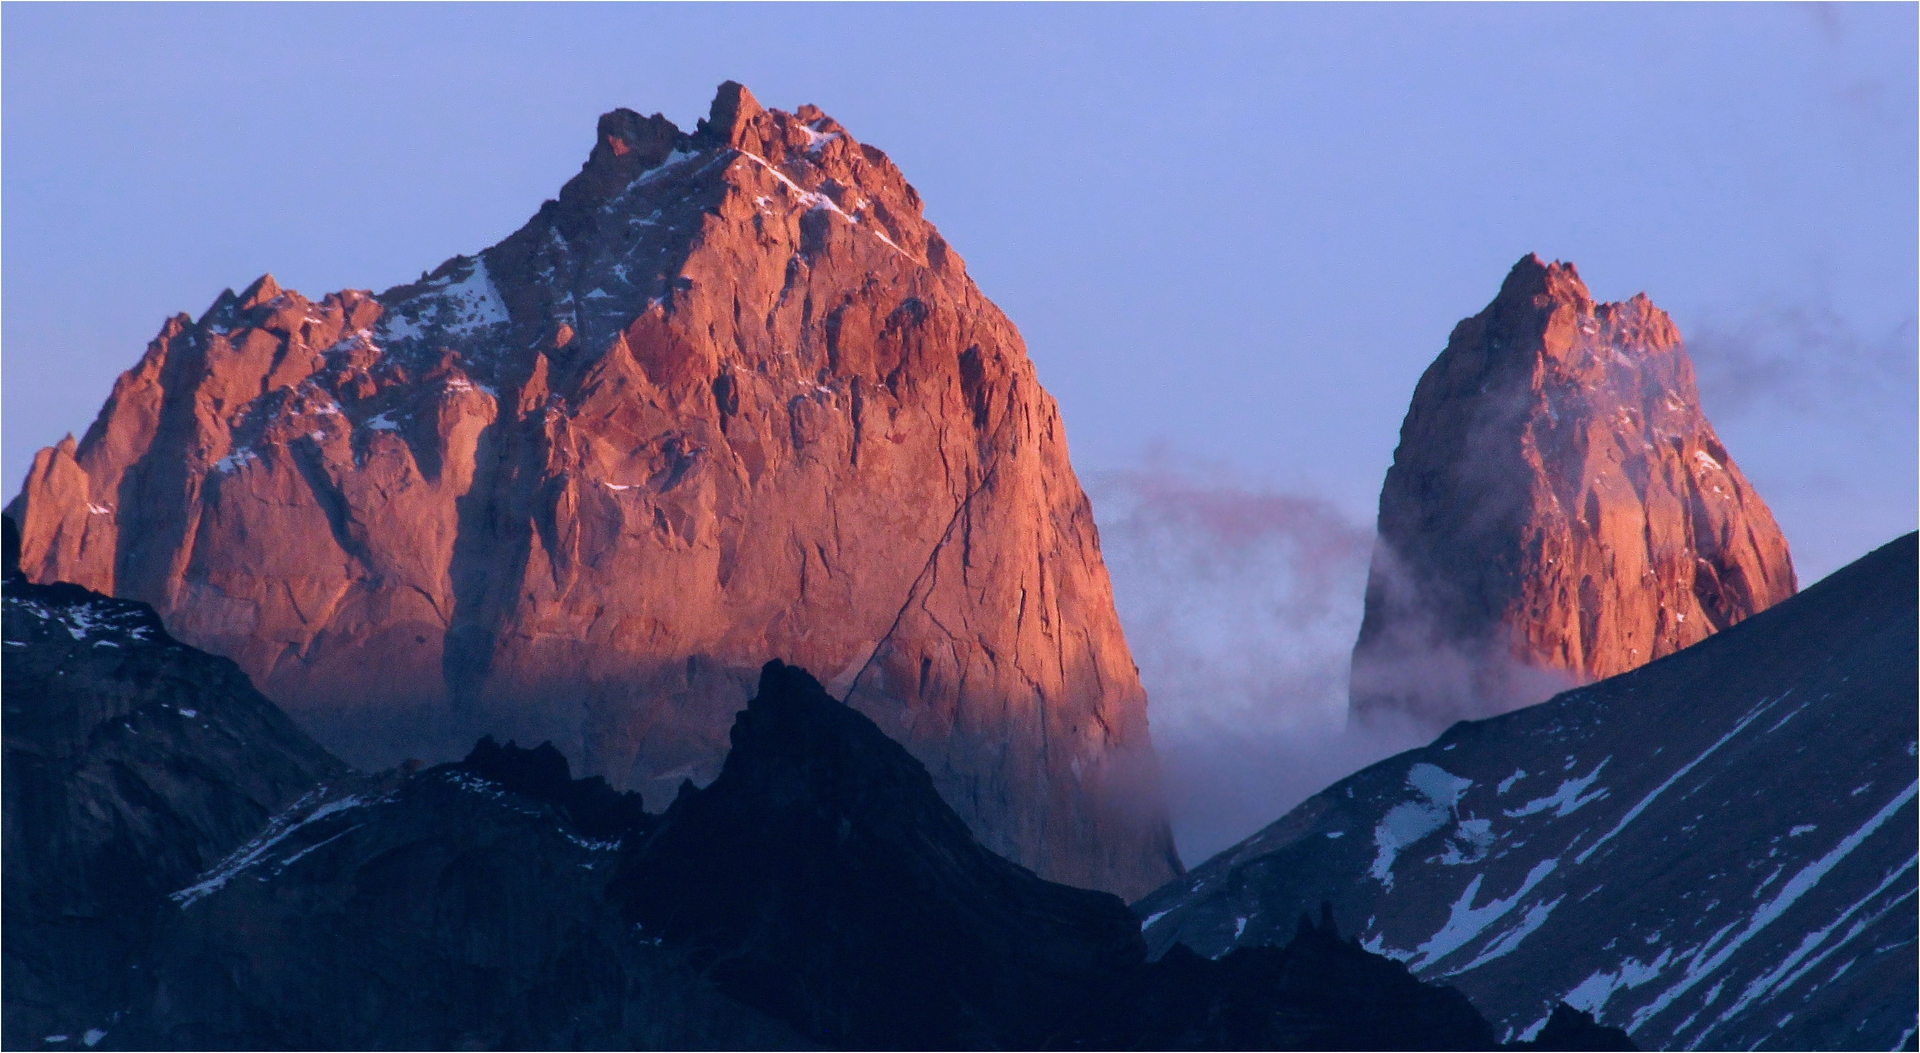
[1135,533,1918,1051]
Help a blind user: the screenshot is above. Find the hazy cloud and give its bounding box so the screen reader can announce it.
[1686,305,1917,420]
[1088,455,1434,865]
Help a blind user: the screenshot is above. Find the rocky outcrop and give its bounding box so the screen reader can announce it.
[0,516,345,1049]
[1139,533,1917,1051]
[7,82,1179,898]
[1350,255,1796,728]
[1083,915,1513,1051]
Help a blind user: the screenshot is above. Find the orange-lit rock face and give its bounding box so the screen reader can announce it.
[10,83,1182,898]
[1349,255,1797,730]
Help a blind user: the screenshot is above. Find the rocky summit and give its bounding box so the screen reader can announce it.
[7,82,1180,898]
[1139,533,1917,1051]
[1350,255,1796,730]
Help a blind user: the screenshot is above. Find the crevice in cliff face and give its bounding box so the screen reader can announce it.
[442,413,518,716]
[111,328,210,608]
[287,440,374,572]
[841,396,1015,707]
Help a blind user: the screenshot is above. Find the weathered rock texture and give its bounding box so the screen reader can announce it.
[7,82,1178,898]
[1349,255,1796,728]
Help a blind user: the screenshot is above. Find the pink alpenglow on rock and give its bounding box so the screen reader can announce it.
[9,83,1183,899]
[1350,255,1797,730]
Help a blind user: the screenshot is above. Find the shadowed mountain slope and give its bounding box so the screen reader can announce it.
[1144,533,1916,1050]
[1,516,345,1048]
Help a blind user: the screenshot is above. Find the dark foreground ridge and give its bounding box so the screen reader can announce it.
[1,516,345,1049]
[613,659,1145,1048]
[5,568,1628,1050]
[609,659,1623,1050]
[1141,532,1918,1050]
[449,735,652,843]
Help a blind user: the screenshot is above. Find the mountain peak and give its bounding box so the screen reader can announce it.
[237,273,283,310]
[1495,252,1591,312]
[696,79,767,149]
[10,84,1179,900]
[1352,258,1795,728]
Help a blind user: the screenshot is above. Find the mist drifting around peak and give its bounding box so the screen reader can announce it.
[1087,456,1432,866]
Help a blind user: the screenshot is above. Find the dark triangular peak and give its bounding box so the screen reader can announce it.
[612,659,1145,1049]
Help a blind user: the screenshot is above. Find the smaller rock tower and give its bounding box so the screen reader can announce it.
[1350,254,1796,729]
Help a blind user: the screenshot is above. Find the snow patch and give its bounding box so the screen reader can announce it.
[1703,851,1919,1046]
[1408,858,1558,971]
[382,258,510,342]
[800,124,842,152]
[1505,758,1610,818]
[735,151,913,262]
[1370,763,1472,889]
[1452,895,1566,974]
[213,448,259,474]
[1436,818,1495,865]
[172,791,367,908]
[1565,948,1674,1019]
[1628,779,1919,1034]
